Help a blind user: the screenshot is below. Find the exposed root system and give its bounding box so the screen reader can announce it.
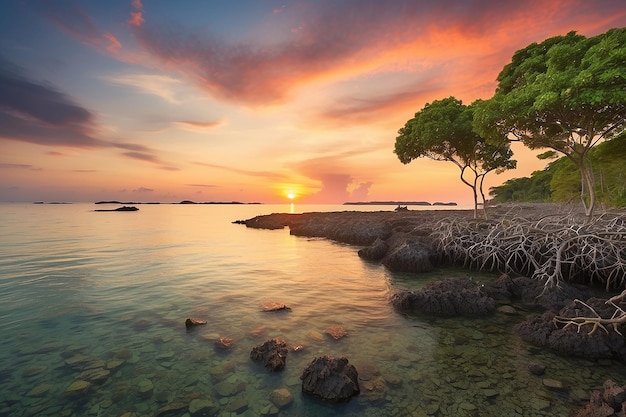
[432,209,626,291]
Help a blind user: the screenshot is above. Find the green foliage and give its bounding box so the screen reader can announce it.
[394,97,516,217]
[490,133,626,208]
[474,28,626,218]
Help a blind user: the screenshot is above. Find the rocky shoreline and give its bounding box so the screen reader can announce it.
[240,204,626,416]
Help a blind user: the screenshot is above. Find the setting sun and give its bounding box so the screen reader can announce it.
[287,191,296,200]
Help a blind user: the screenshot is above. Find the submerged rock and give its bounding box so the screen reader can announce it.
[250,338,289,372]
[300,356,360,402]
[325,324,347,340]
[188,398,219,417]
[269,388,294,408]
[214,337,235,352]
[64,380,92,396]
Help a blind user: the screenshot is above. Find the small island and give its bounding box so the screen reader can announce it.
[94,206,139,212]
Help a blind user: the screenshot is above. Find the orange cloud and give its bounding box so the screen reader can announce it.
[128,0,626,109]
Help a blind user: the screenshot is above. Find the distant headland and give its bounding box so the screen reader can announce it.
[343,201,457,206]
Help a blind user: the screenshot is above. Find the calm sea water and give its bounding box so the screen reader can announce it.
[1,203,624,417]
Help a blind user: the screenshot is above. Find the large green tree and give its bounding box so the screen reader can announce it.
[394,97,516,218]
[474,28,626,221]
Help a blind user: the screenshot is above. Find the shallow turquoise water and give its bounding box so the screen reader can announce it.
[1,203,624,417]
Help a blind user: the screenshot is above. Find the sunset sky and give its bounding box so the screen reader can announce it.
[1,0,625,204]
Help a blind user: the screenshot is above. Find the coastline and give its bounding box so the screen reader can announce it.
[240,202,626,415]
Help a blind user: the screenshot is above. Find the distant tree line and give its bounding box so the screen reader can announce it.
[490,131,626,208]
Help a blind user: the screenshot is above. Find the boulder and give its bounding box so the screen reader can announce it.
[269,388,294,408]
[250,338,288,372]
[380,233,435,273]
[300,356,360,402]
[390,277,495,317]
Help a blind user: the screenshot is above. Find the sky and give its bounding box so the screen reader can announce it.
[1,0,625,204]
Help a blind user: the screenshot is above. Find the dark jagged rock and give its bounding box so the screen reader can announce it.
[300,356,359,402]
[515,298,626,362]
[484,274,590,310]
[250,338,288,372]
[381,233,435,273]
[185,318,207,328]
[575,380,626,417]
[390,277,495,317]
[358,237,388,261]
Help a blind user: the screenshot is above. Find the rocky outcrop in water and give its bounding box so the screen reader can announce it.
[575,379,626,417]
[515,297,626,362]
[391,277,495,317]
[379,232,435,273]
[483,274,590,310]
[250,338,289,372]
[300,356,360,402]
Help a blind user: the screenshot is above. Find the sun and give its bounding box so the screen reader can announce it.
[287,191,296,200]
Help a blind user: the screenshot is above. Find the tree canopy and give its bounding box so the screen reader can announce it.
[394,97,515,218]
[474,28,626,219]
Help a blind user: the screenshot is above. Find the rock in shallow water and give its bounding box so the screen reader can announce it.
[390,277,495,317]
[270,388,294,408]
[250,338,288,372]
[300,356,360,402]
[185,317,207,328]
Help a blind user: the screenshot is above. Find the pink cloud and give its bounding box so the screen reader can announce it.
[131,0,143,10]
[103,32,122,54]
[128,11,144,27]
[129,0,626,108]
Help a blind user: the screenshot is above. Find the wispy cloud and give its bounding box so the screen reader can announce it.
[132,186,153,193]
[0,163,40,170]
[175,120,223,131]
[102,73,183,103]
[186,183,217,188]
[194,161,288,181]
[38,1,123,56]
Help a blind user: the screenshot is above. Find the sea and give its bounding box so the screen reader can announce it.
[1,202,624,417]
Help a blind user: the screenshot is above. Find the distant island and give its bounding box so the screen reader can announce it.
[343,201,457,206]
[94,200,262,205]
[94,206,139,212]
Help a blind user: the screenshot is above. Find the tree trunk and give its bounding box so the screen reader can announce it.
[578,157,596,223]
[477,174,488,220]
